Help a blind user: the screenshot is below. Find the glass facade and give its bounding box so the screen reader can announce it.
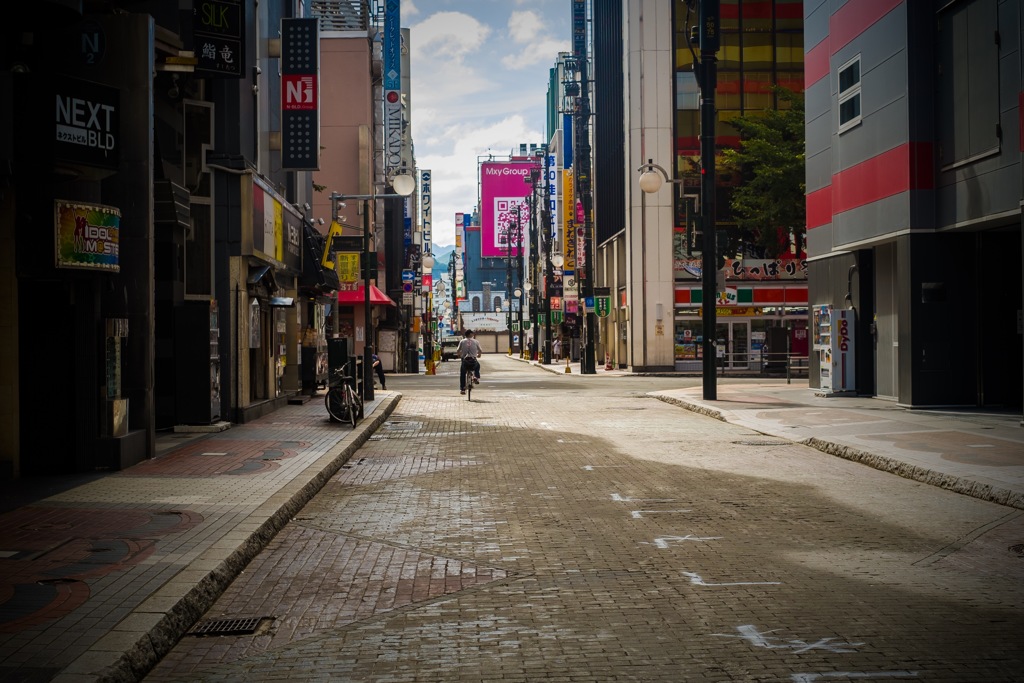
[672,0,805,369]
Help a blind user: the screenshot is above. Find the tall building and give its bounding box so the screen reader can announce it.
[587,0,807,373]
[804,0,1022,411]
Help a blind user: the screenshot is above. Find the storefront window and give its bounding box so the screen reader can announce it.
[674,317,704,361]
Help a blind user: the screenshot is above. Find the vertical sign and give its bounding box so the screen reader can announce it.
[562,169,575,270]
[281,18,319,170]
[384,0,402,170]
[421,169,432,289]
[194,0,244,77]
[547,152,557,244]
[572,0,586,57]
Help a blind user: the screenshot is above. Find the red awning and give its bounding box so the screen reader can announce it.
[337,284,396,306]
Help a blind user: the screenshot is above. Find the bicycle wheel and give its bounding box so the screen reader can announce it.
[325,388,348,422]
[345,387,358,428]
[466,379,472,401]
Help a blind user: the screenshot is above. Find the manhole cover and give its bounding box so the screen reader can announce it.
[189,617,270,636]
[732,440,788,446]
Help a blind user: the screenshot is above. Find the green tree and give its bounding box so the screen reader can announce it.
[721,87,805,259]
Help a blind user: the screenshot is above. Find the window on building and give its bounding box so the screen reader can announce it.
[837,55,861,133]
[472,296,480,312]
[937,0,1000,166]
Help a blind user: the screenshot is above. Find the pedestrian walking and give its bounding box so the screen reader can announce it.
[552,337,561,361]
[370,347,386,390]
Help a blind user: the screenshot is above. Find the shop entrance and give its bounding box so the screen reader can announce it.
[715,319,750,369]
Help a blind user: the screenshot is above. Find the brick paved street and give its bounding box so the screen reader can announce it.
[146,355,1024,682]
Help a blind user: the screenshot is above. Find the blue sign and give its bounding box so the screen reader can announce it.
[384,0,401,91]
[402,269,415,282]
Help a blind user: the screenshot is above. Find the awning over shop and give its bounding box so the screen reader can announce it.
[337,284,396,307]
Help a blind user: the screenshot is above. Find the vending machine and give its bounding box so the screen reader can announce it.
[812,305,856,394]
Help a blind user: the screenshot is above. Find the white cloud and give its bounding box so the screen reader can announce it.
[419,115,544,247]
[407,3,568,249]
[502,11,571,69]
[507,10,544,43]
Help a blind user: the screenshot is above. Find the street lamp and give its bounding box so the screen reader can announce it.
[329,177,414,402]
[514,286,523,357]
[524,281,533,359]
[420,252,435,371]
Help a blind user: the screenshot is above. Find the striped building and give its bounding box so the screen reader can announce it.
[804,0,1022,410]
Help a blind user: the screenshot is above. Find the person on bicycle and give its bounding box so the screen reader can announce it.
[456,329,482,395]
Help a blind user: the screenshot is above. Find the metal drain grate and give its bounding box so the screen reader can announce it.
[189,617,268,636]
[1009,543,1024,557]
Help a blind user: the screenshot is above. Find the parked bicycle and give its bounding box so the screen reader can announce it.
[325,362,362,427]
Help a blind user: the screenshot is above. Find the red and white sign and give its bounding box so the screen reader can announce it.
[283,75,316,110]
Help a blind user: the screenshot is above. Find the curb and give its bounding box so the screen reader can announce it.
[653,394,1024,513]
[57,394,403,683]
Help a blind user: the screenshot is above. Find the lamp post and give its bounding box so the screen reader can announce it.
[329,171,415,402]
[524,281,533,358]
[514,286,523,356]
[420,252,435,373]
[525,165,541,360]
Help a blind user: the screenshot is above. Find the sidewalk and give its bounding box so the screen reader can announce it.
[518,355,1024,510]
[0,392,400,683]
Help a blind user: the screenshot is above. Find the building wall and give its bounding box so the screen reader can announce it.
[804,0,1023,409]
[623,0,677,371]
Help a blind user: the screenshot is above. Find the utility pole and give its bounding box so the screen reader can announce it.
[573,0,596,374]
[698,0,719,400]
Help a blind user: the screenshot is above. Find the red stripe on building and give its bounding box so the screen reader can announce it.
[830,0,903,55]
[805,40,829,88]
[806,185,832,229]
[834,143,935,214]
[808,142,934,225]
[909,141,934,190]
[1019,92,1024,152]
[675,289,691,305]
[806,0,903,88]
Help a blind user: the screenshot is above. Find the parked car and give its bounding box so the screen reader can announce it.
[440,337,461,361]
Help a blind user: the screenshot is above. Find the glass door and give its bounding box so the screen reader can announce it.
[715,320,751,369]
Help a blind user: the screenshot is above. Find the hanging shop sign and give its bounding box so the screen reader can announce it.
[194,0,245,77]
[281,17,319,170]
[54,200,120,271]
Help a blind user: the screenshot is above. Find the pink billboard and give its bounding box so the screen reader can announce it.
[480,161,541,258]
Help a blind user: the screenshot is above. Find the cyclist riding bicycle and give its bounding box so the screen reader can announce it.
[456,329,482,395]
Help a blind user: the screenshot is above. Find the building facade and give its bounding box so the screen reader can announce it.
[587,0,807,373]
[805,0,1023,411]
[0,0,414,479]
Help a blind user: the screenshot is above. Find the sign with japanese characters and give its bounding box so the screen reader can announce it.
[194,0,244,77]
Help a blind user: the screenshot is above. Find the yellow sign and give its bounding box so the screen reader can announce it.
[321,220,345,270]
[562,169,575,270]
[336,253,360,283]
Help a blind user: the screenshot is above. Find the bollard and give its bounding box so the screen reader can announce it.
[565,356,572,373]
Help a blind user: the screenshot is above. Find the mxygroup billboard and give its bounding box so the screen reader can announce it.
[480,161,540,258]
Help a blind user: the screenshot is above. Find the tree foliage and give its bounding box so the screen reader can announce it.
[720,88,805,259]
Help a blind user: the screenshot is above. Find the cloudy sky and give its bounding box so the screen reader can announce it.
[404,0,571,247]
